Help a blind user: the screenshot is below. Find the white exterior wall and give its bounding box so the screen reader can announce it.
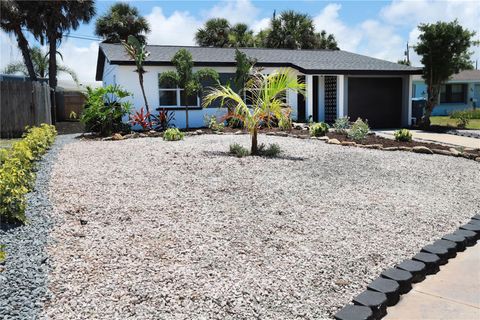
[104,63,302,128]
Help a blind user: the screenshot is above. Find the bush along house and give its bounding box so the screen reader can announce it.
[96,44,422,129]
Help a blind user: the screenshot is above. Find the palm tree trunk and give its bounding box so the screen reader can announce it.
[14,27,37,81]
[48,36,57,124]
[184,90,189,130]
[138,72,152,128]
[251,127,258,155]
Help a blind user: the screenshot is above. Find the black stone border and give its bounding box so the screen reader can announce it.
[334,214,480,320]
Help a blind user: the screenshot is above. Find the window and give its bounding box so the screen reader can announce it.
[158,73,199,107]
[440,84,467,103]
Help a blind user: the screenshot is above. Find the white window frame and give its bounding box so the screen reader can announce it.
[159,83,200,108]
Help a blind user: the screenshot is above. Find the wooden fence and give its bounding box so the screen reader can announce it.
[0,80,52,138]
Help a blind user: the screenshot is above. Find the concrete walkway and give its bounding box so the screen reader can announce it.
[384,244,480,320]
[376,130,480,149]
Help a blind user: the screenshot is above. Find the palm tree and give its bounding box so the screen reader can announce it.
[315,30,339,50]
[34,1,95,91]
[264,10,338,50]
[122,35,152,125]
[203,68,305,155]
[0,0,37,80]
[3,46,78,83]
[159,49,219,130]
[229,23,255,47]
[32,1,95,122]
[95,2,150,44]
[195,18,231,47]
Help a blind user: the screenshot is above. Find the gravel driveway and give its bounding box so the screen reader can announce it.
[40,134,479,319]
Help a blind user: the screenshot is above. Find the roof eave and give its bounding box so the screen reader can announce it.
[109,60,423,75]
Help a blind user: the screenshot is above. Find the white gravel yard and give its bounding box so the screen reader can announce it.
[43,134,480,319]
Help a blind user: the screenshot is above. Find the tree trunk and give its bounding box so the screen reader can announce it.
[138,72,152,128]
[14,27,37,81]
[421,85,438,129]
[251,127,258,155]
[48,36,57,124]
[184,90,189,130]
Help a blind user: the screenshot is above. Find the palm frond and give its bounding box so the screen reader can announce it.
[57,64,79,84]
[3,62,28,76]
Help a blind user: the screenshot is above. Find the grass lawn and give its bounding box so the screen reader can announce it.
[430,116,480,130]
[0,138,19,149]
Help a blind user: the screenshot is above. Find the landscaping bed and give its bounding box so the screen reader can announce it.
[41,134,479,319]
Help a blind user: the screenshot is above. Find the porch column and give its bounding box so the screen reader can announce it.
[337,75,345,118]
[408,75,413,126]
[306,75,313,121]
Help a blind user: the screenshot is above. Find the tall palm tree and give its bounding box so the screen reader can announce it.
[264,10,338,50]
[34,1,95,91]
[195,18,231,47]
[203,68,305,155]
[95,2,150,44]
[229,23,255,47]
[0,0,37,80]
[3,47,78,83]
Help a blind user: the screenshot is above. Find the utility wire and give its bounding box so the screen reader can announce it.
[20,28,102,41]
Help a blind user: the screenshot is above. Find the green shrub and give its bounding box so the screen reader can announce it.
[204,115,225,132]
[333,116,350,133]
[80,85,132,136]
[309,122,329,137]
[258,143,282,157]
[0,245,5,263]
[0,124,57,224]
[451,109,480,120]
[163,128,184,141]
[450,111,470,128]
[394,128,413,142]
[229,143,249,157]
[347,118,369,141]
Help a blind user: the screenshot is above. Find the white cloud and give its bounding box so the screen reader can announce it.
[57,39,99,84]
[205,0,260,25]
[146,7,202,46]
[380,0,480,65]
[313,3,362,52]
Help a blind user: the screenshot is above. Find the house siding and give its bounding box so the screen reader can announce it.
[412,80,479,116]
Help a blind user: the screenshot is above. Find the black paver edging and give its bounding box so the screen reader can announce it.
[334,214,480,320]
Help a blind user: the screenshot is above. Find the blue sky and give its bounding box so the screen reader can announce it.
[1,0,479,83]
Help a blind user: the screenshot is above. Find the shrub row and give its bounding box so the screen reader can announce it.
[0,124,57,224]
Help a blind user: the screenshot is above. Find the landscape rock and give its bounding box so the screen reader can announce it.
[431,149,451,156]
[318,136,329,141]
[234,130,243,135]
[449,148,462,156]
[112,133,124,141]
[382,147,399,151]
[412,146,433,154]
[475,157,480,162]
[398,146,412,152]
[361,144,382,149]
[341,141,356,147]
[327,138,341,145]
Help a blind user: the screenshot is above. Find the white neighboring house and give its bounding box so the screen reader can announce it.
[95,44,421,129]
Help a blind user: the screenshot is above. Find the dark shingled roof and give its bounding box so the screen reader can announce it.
[96,43,421,80]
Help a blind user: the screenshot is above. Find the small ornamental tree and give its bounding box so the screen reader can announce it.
[158,49,219,130]
[203,68,305,155]
[122,35,152,126]
[415,20,476,127]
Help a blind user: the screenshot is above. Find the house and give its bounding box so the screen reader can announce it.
[95,44,421,129]
[412,70,480,116]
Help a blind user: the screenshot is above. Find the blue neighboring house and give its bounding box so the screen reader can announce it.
[412,70,480,116]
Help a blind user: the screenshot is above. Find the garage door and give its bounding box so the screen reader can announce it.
[348,77,402,128]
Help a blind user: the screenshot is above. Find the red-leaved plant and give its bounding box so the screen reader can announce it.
[129,107,151,130]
